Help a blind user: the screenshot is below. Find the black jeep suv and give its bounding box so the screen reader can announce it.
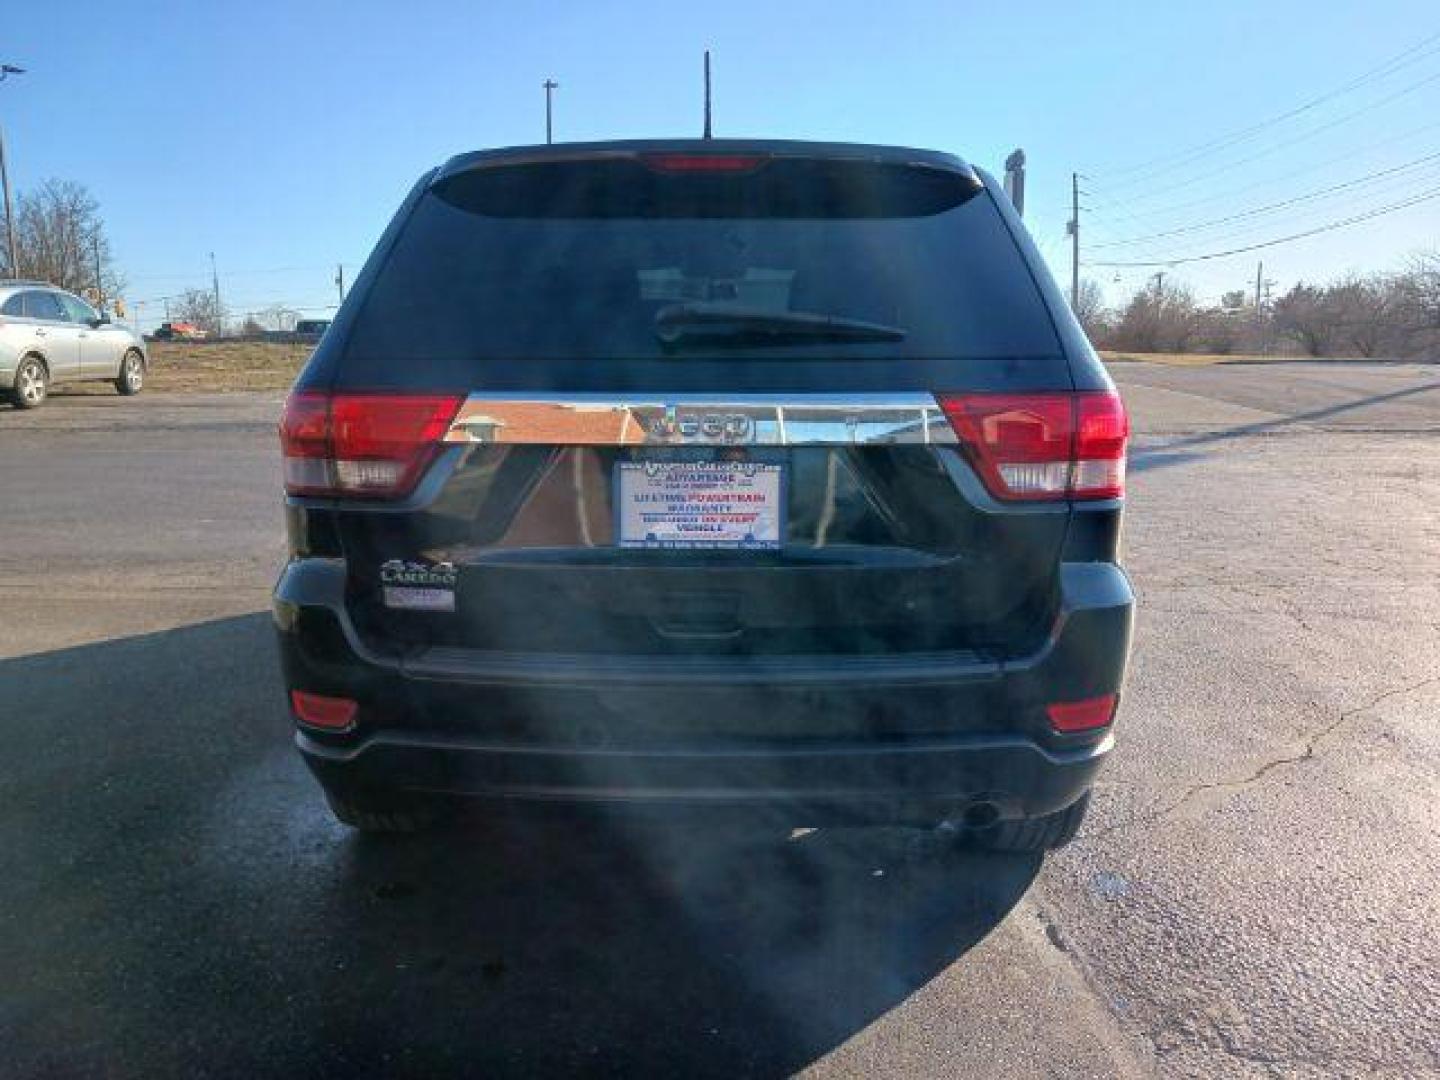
[274,139,1133,849]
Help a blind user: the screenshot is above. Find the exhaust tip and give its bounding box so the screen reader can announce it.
[962,801,1000,830]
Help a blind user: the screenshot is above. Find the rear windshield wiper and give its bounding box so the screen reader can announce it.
[654,302,907,348]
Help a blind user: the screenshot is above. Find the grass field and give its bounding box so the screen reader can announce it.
[1100,350,1288,366]
[143,340,312,391]
[48,340,310,395]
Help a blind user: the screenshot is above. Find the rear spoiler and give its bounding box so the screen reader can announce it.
[437,139,978,184]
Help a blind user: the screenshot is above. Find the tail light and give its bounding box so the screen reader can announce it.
[290,690,358,731]
[1046,693,1118,733]
[642,153,766,173]
[938,390,1128,501]
[279,391,463,498]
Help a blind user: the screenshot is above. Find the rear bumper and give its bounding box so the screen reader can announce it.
[298,728,1112,824]
[274,560,1133,823]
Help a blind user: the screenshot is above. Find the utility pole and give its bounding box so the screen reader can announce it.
[1068,172,1080,309]
[335,263,345,305]
[1258,273,1276,356]
[543,79,558,144]
[1264,281,1274,345]
[0,63,25,279]
[0,126,15,278]
[92,233,105,314]
[1255,261,1265,357]
[703,50,713,139]
[209,251,222,336]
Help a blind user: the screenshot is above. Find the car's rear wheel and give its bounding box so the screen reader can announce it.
[971,791,1092,852]
[11,356,48,409]
[115,350,144,396]
[323,787,442,833]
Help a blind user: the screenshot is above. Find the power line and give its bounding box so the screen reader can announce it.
[1111,156,1440,259]
[1083,149,1440,273]
[225,298,340,310]
[1079,181,1186,266]
[1129,66,1440,210]
[1086,183,1440,267]
[132,299,341,328]
[1084,218,1172,272]
[125,261,363,284]
[1114,65,1440,208]
[1092,28,1440,187]
[1059,185,1180,288]
[1088,149,1440,249]
[126,261,360,308]
[1088,116,1440,224]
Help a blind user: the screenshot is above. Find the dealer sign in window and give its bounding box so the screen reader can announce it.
[616,462,784,550]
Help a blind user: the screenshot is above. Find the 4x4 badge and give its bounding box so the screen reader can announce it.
[380,559,458,587]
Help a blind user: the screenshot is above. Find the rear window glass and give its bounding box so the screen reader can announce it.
[345,158,1061,374]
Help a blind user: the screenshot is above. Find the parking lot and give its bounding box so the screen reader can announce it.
[2,362,1437,1078]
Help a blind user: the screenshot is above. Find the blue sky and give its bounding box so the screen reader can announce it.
[4,0,1438,328]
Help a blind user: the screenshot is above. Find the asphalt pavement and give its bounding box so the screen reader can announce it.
[1,363,1436,1078]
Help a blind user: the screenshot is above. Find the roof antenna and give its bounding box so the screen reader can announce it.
[703,50,712,139]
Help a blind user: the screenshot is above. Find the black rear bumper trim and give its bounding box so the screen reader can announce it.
[298,729,1112,820]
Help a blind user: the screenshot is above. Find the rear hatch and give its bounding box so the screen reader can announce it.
[291,145,1098,660]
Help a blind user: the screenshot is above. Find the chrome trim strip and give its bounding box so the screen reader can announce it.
[443,393,957,447]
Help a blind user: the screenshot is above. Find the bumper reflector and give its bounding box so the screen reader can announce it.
[290,690,359,731]
[1046,693,1118,733]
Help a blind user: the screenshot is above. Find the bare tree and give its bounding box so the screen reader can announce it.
[1109,279,1203,353]
[259,303,300,332]
[1085,257,1440,359]
[171,287,226,335]
[1271,284,1339,357]
[1394,251,1440,357]
[0,179,123,300]
[1070,278,1108,340]
[1268,279,1402,358]
[1193,306,1245,355]
[1408,251,1440,324]
[1328,276,1396,358]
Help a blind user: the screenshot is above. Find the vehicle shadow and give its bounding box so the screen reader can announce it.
[1129,377,1439,475]
[0,612,1040,1079]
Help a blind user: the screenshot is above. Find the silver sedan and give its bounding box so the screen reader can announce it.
[1,280,148,409]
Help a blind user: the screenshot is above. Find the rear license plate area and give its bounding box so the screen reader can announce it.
[616,461,784,550]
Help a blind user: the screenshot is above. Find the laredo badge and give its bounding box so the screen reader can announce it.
[380,559,459,612]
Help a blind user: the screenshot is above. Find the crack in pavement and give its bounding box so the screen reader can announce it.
[1151,1014,1399,1075]
[1089,674,1440,842]
[1159,673,1440,820]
